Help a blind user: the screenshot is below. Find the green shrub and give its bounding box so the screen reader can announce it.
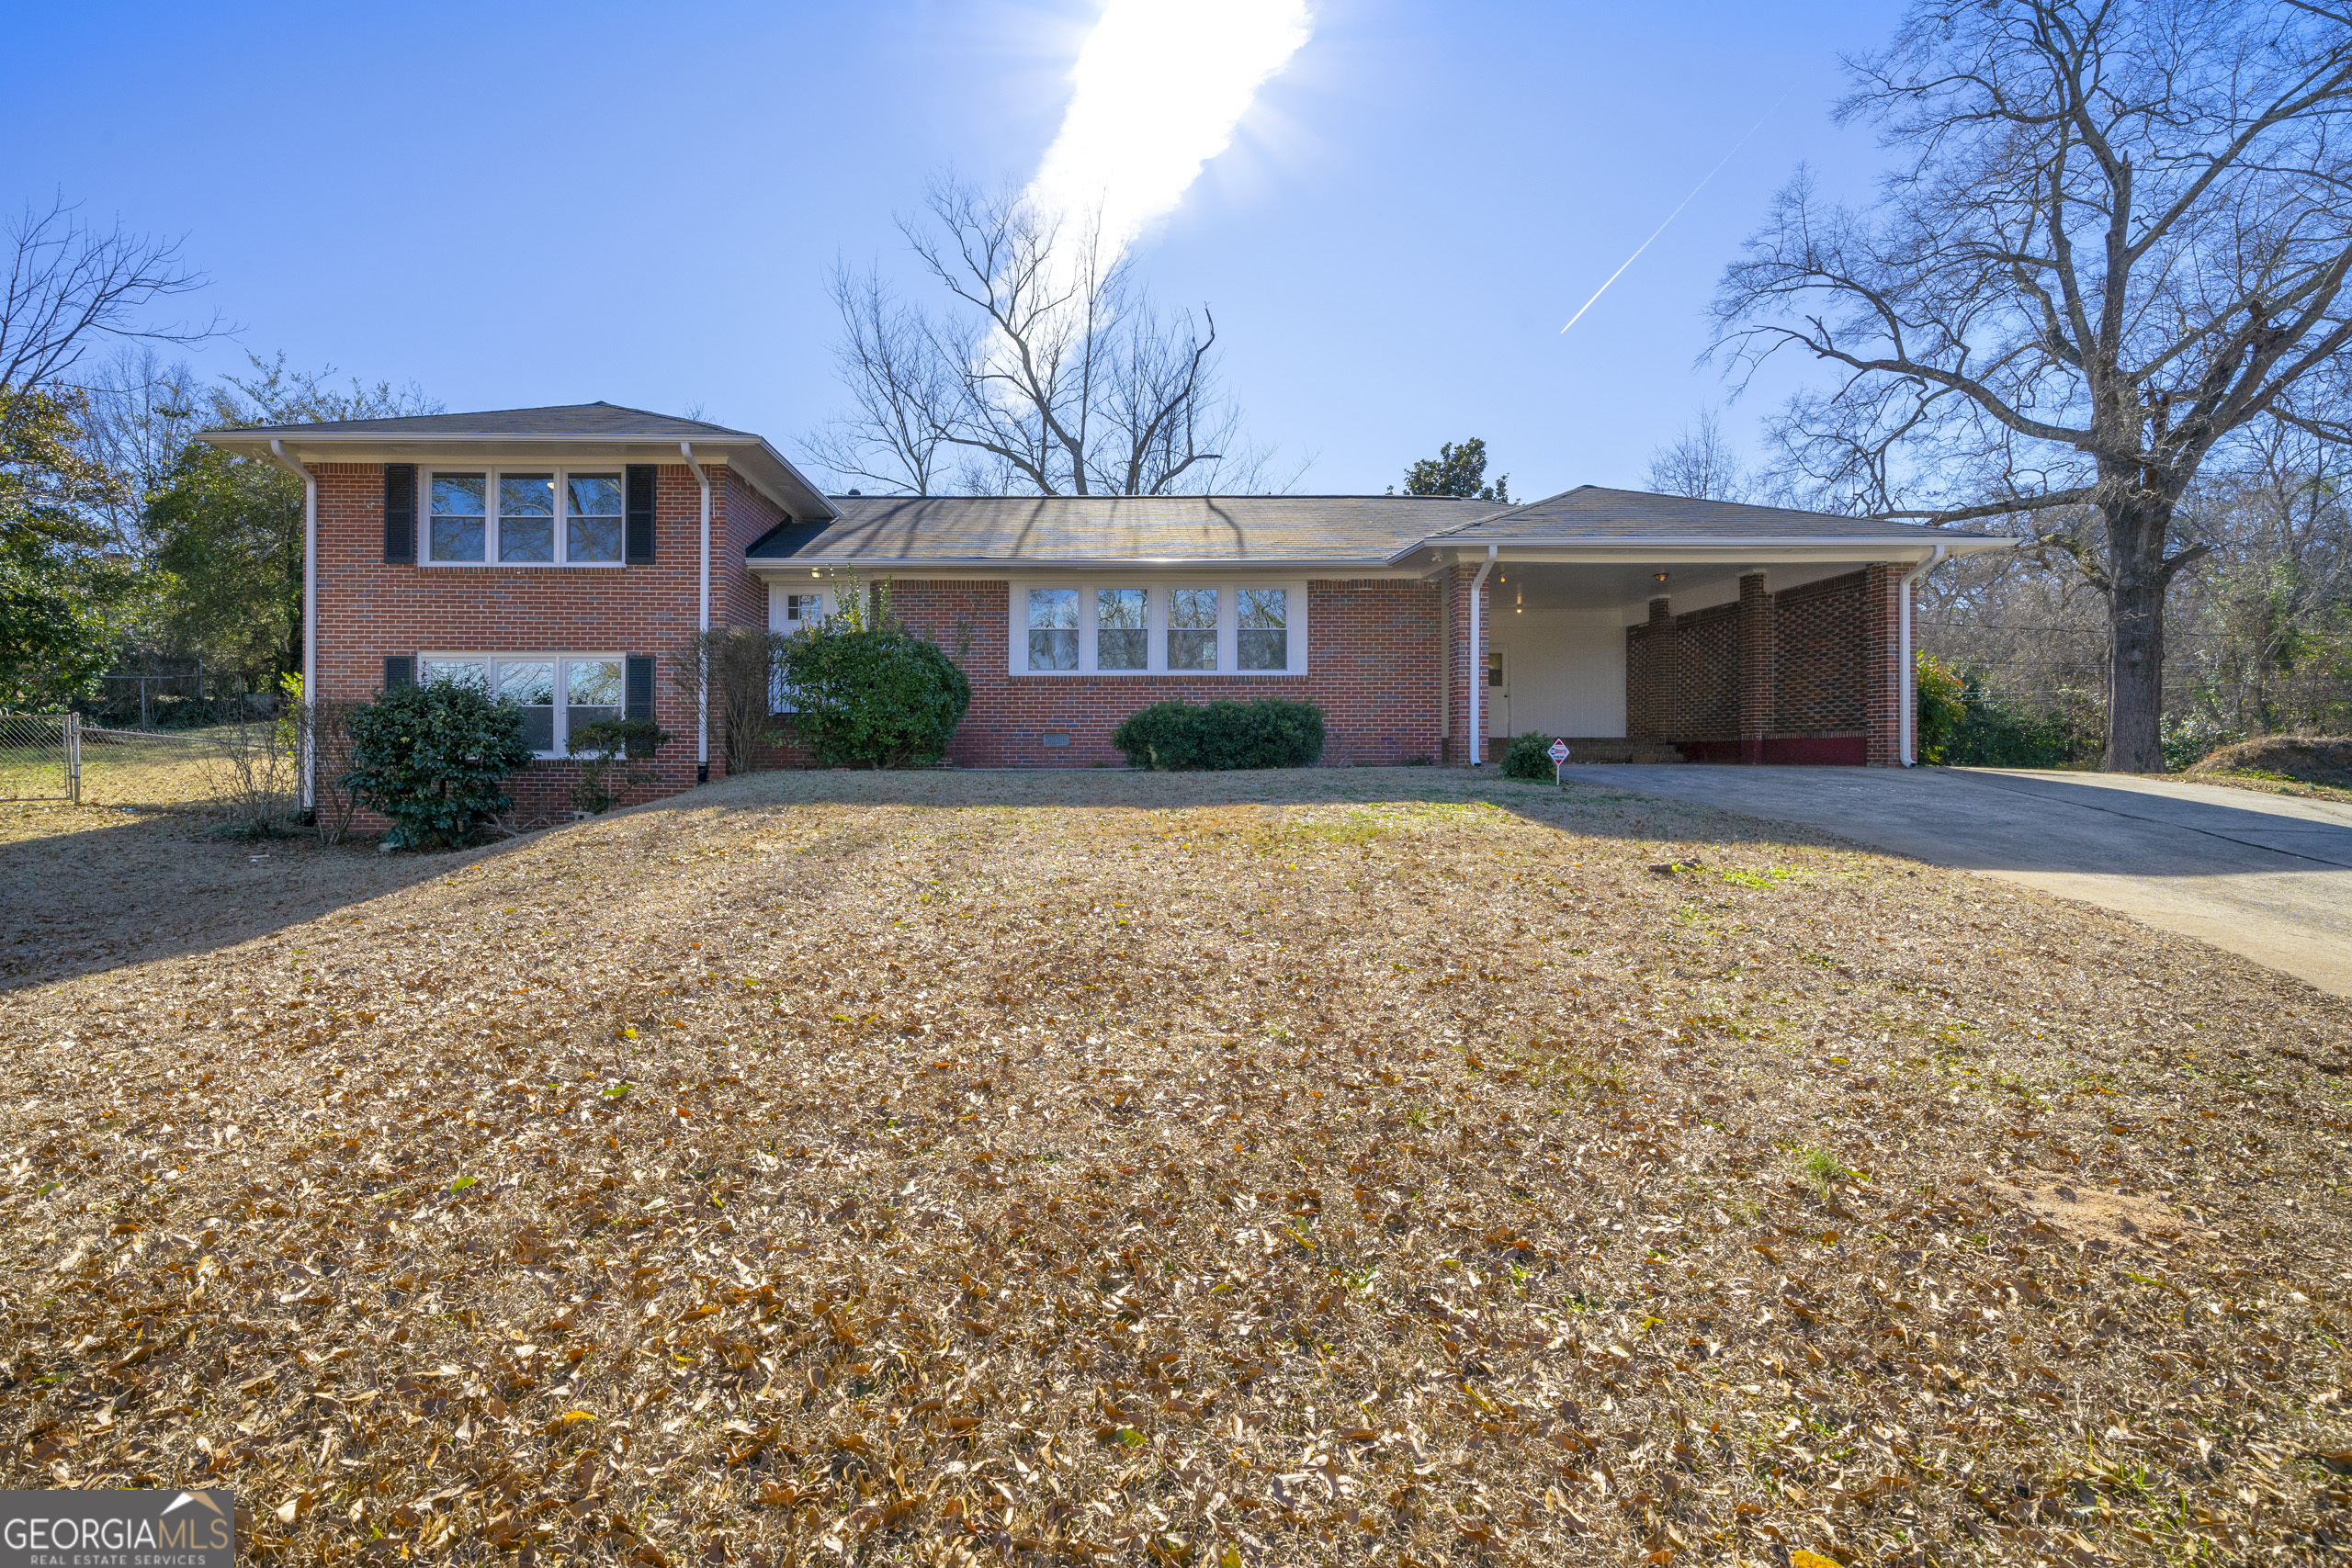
[1499,730,1556,780]
[567,716,672,816]
[1112,699,1326,770]
[343,679,537,848]
[778,623,971,768]
[1915,654,1967,765]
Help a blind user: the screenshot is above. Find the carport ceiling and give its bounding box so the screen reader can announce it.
[1485,559,1873,614]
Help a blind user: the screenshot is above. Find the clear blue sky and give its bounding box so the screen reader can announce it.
[7,0,1899,498]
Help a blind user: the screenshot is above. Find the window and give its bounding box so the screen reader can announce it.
[424,468,628,567]
[1238,588,1287,671]
[1168,587,1219,671]
[567,659,622,732]
[430,474,486,562]
[500,660,557,750]
[566,474,624,562]
[1028,588,1080,671]
[415,653,627,758]
[780,592,827,629]
[499,475,555,562]
[419,656,489,691]
[1097,588,1147,670]
[1006,582,1304,675]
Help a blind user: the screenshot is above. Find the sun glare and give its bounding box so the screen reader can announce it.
[1024,0,1313,265]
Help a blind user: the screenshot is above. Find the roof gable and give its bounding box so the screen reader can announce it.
[1431,485,1985,544]
[198,400,754,440]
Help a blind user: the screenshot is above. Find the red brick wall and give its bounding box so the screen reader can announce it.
[1863,562,1904,768]
[1771,571,1867,734]
[312,459,723,828]
[1672,601,1739,741]
[1623,569,1900,766]
[838,579,1446,769]
[1736,572,1774,763]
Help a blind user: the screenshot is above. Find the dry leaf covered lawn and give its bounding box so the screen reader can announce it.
[5,767,2351,1566]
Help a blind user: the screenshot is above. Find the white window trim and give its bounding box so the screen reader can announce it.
[415,651,628,760]
[422,467,628,569]
[1006,581,1307,677]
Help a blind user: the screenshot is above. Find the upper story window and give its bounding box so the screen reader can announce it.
[1006,582,1305,676]
[427,468,626,567]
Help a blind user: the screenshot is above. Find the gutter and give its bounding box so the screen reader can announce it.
[1898,544,1947,766]
[266,439,317,811]
[681,442,713,784]
[1467,546,1497,765]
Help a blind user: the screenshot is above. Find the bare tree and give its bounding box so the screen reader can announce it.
[75,346,204,552]
[1712,0,2352,771]
[1645,408,1752,501]
[806,178,1272,496]
[3,197,221,395]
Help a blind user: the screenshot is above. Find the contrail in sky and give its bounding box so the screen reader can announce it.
[1024,0,1313,269]
[1559,99,1784,334]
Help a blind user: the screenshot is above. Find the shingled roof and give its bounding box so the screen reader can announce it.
[1430,486,1983,547]
[745,494,1510,565]
[192,402,835,519]
[197,401,756,439]
[745,488,2003,565]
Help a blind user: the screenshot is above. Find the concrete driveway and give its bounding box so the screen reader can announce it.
[1588,765,2352,997]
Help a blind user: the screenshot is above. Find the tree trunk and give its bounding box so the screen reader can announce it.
[2102,496,2173,773]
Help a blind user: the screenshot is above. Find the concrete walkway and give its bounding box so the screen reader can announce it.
[1589,765,2352,997]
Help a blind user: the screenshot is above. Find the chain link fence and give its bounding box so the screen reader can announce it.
[0,712,315,827]
[0,714,73,801]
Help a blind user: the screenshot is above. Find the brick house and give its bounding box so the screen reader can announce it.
[196,403,2012,810]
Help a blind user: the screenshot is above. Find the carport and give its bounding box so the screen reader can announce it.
[1400,489,2018,765]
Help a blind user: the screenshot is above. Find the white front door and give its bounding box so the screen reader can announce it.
[1486,643,1511,738]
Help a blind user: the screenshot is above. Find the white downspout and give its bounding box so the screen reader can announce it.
[1898,543,1946,766]
[269,439,317,810]
[680,441,712,781]
[1468,545,1498,764]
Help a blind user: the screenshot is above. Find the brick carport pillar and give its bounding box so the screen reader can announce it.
[1736,570,1774,764]
[1864,561,1905,767]
[1641,595,1675,744]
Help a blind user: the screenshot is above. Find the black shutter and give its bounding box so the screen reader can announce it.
[383,464,416,563]
[384,655,416,689]
[624,653,656,759]
[625,465,657,564]
[625,654,654,721]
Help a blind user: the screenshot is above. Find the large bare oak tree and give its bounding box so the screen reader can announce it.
[807,179,1271,497]
[1712,0,2352,771]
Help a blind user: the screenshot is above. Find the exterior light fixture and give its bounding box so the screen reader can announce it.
[1654,572,1669,582]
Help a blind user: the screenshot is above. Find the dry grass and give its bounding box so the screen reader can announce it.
[5,766,2351,1566]
[2185,771,2352,807]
